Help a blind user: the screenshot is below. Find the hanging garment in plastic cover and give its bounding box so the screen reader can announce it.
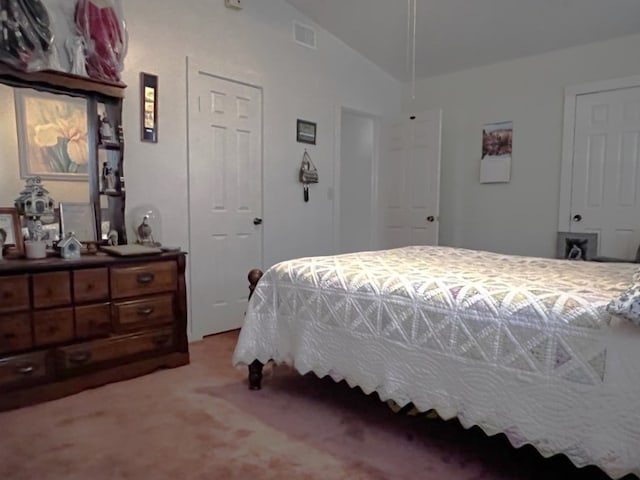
[75,0,127,82]
[0,0,54,72]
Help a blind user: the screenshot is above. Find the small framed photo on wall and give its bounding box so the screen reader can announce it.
[296,119,316,145]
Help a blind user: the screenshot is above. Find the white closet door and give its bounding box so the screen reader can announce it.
[381,109,442,248]
[570,86,640,259]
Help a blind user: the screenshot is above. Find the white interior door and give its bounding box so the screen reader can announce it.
[188,71,262,337]
[570,86,640,259]
[381,109,442,248]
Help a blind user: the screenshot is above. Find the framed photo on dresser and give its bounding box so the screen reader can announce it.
[0,207,24,257]
[59,202,97,243]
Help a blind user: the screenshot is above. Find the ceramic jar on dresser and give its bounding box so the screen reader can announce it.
[0,252,189,411]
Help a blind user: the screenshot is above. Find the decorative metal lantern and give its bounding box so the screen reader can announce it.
[14,177,55,241]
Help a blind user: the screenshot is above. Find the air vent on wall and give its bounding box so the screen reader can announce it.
[293,21,316,49]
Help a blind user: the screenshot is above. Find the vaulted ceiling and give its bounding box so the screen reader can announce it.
[286,0,640,81]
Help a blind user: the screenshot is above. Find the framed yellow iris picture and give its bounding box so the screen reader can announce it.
[14,88,89,181]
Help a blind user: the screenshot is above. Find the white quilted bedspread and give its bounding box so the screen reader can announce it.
[232,246,640,478]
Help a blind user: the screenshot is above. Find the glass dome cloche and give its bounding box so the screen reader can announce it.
[130,204,162,247]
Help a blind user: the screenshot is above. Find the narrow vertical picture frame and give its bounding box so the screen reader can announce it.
[140,72,158,143]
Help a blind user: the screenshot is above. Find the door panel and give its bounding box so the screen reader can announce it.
[189,72,262,336]
[381,109,442,249]
[571,86,640,259]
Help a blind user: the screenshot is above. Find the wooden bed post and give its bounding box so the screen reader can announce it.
[247,268,264,390]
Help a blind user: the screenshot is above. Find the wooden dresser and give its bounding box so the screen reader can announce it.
[0,252,189,411]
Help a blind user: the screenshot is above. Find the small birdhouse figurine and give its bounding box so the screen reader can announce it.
[58,232,83,260]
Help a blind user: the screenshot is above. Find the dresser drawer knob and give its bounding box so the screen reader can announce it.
[137,307,155,316]
[15,363,36,375]
[152,334,170,347]
[137,272,155,284]
[68,351,92,365]
[95,321,111,331]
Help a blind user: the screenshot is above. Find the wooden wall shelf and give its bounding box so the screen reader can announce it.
[0,63,126,98]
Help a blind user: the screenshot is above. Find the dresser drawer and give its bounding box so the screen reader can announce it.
[76,303,111,339]
[33,307,74,346]
[0,275,29,313]
[74,268,109,303]
[57,327,174,372]
[33,272,71,308]
[110,262,177,299]
[112,294,174,331]
[0,313,32,354]
[0,350,50,391]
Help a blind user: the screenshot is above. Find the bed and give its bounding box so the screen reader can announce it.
[232,245,640,479]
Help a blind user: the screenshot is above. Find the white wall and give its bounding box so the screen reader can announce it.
[402,33,640,258]
[339,110,375,253]
[120,0,401,268]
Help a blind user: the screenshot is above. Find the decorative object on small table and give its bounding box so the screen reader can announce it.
[39,207,60,249]
[131,204,162,246]
[298,149,319,202]
[296,119,316,145]
[98,113,115,145]
[14,176,55,242]
[107,229,118,246]
[556,231,598,261]
[137,216,153,245]
[141,72,158,143]
[24,239,47,259]
[101,161,117,194]
[57,232,83,260]
[0,207,24,258]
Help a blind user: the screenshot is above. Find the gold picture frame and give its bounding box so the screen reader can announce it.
[14,88,89,181]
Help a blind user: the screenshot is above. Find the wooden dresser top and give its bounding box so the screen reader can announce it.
[0,251,186,275]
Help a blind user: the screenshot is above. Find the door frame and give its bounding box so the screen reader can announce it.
[558,74,640,232]
[185,56,265,341]
[333,105,381,253]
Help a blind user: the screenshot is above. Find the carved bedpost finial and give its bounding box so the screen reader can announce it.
[248,269,263,300]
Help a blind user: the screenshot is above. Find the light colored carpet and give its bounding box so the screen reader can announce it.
[0,331,621,479]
